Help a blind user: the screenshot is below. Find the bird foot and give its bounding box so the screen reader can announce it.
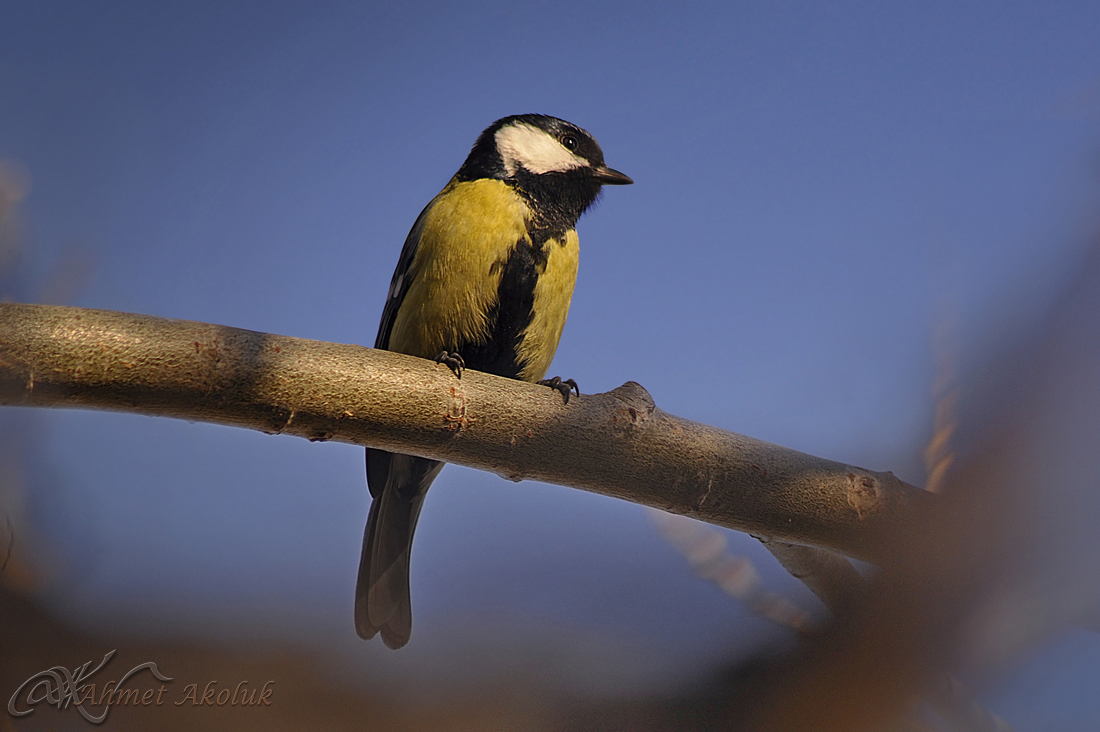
[538,376,579,404]
[433,351,465,378]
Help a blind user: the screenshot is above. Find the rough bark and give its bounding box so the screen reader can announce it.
[0,303,933,565]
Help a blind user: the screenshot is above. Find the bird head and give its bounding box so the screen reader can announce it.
[457,114,632,188]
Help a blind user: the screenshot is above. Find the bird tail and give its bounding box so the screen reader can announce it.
[356,448,443,649]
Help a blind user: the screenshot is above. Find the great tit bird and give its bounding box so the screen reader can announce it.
[356,114,632,649]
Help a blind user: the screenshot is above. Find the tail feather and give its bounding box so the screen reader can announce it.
[356,448,443,648]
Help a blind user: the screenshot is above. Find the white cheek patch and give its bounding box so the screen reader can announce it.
[495,123,588,176]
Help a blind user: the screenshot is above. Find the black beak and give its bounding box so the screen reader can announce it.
[592,165,633,185]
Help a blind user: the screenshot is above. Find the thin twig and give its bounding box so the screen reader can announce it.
[650,510,818,634]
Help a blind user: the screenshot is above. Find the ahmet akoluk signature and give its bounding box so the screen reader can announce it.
[7,649,274,724]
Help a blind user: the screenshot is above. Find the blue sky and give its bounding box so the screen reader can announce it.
[2,0,1099,718]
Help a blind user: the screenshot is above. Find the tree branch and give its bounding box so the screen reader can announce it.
[0,303,933,564]
[757,539,867,615]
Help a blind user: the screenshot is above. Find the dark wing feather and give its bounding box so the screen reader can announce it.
[375,201,433,350]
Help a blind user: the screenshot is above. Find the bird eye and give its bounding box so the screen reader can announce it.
[561,135,578,151]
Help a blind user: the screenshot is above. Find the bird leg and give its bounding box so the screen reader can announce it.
[537,376,579,404]
[433,351,465,378]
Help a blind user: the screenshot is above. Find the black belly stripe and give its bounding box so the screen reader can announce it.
[459,237,550,379]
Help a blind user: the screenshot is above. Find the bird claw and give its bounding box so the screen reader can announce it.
[538,376,579,404]
[433,351,465,378]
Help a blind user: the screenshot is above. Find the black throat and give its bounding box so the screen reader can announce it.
[511,168,603,243]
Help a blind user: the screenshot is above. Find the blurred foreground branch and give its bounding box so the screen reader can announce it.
[738,242,1100,732]
[0,303,932,565]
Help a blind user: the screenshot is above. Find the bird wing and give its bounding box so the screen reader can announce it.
[375,201,433,350]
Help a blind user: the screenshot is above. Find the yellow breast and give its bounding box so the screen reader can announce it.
[388,179,525,358]
[387,177,579,382]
